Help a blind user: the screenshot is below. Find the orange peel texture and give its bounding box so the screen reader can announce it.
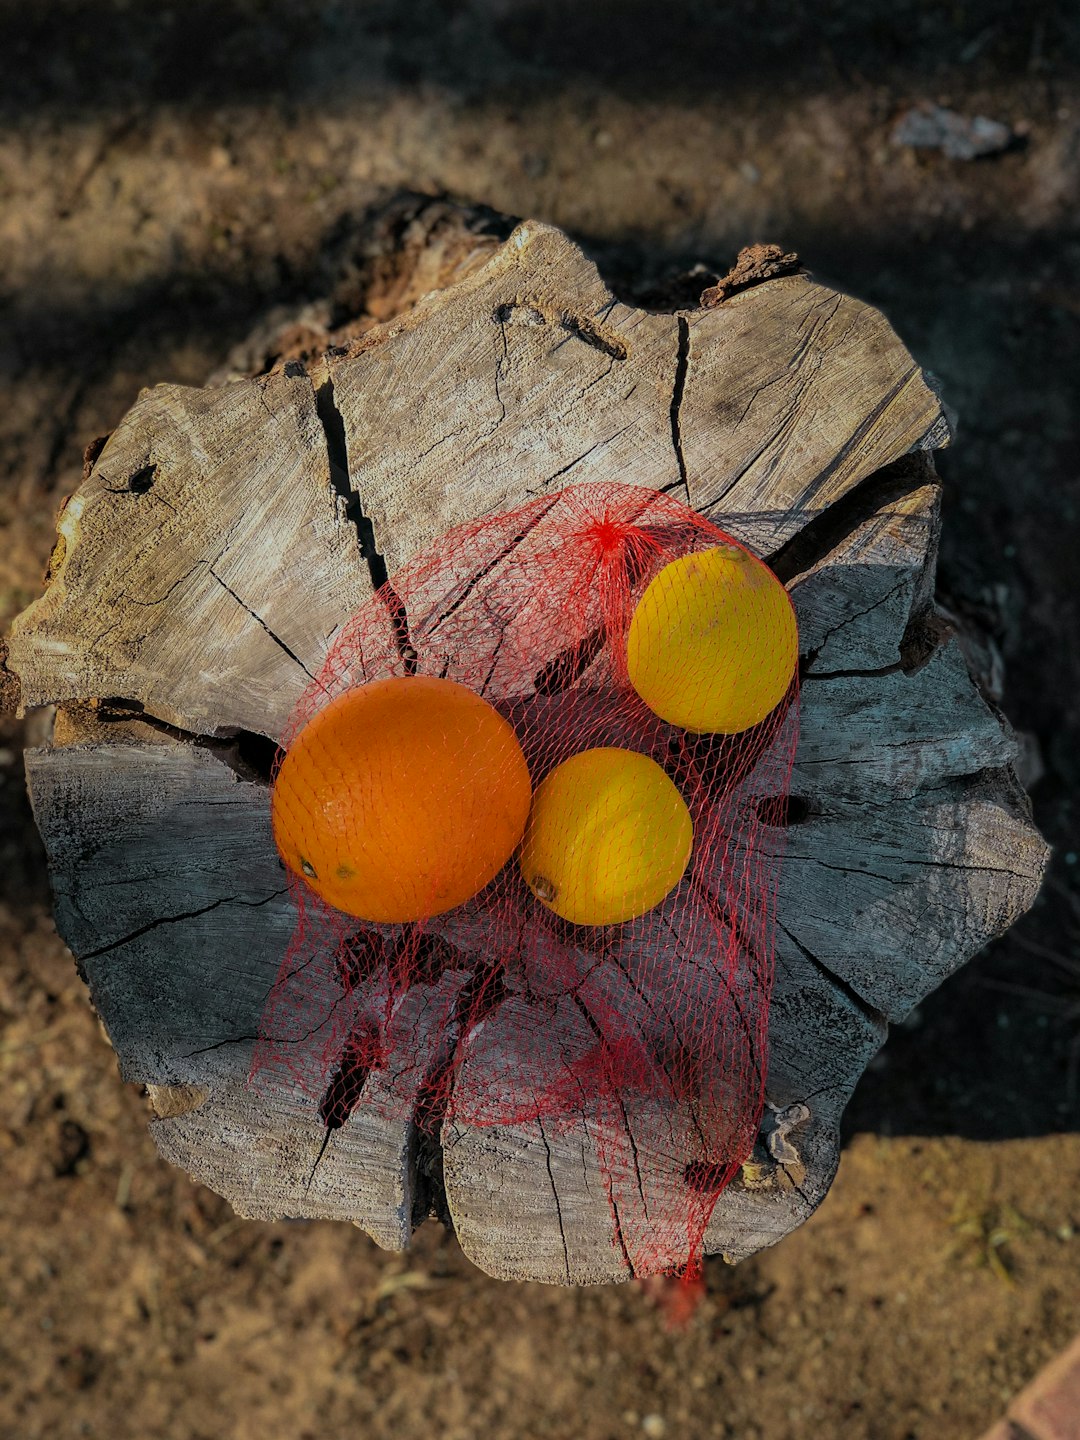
[271,675,532,923]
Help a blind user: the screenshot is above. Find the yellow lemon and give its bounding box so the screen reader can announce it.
[626,546,797,734]
[519,747,693,926]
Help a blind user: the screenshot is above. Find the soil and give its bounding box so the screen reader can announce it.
[2,5,1080,1438]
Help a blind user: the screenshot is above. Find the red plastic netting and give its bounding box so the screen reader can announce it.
[251,481,799,1278]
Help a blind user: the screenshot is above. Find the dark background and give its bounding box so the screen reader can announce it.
[1,4,1079,1437]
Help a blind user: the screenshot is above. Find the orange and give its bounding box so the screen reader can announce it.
[271,675,532,923]
[519,747,693,926]
[627,546,798,734]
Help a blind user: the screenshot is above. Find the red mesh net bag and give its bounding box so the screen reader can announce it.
[252,481,799,1279]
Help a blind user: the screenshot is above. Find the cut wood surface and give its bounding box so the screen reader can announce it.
[9,213,1048,1284]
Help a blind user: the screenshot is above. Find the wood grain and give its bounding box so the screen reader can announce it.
[11,216,1048,1284]
[10,370,374,741]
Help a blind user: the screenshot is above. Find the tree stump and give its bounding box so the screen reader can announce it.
[7,211,1048,1284]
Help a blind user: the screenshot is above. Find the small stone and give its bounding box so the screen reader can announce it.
[891,104,1013,160]
[641,1416,667,1438]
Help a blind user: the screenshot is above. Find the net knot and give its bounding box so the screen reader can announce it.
[587,516,632,552]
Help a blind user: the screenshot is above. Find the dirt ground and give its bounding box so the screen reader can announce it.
[3,4,1080,1438]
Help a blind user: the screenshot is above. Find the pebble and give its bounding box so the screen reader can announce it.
[891,104,1013,160]
[641,1416,667,1439]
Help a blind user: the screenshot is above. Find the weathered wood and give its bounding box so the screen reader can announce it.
[328,224,683,571]
[11,371,374,740]
[787,478,940,673]
[23,729,446,1248]
[10,216,1048,1284]
[324,223,946,573]
[681,277,951,553]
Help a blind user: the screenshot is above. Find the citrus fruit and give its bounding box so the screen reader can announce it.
[626,545,798,734]
[519,747,693,926]
[271,675,532,923]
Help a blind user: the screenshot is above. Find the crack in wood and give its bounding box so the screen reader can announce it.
[306,1126,335,1191]
[537,1116,571,1282]
[410,1049,458,1229]
[669,315,690,491]
[81,701,281,782]
[124,559,208,611]
[785,855,910,886]
[581,355,617,397]
[186,979,353,1059]
[767,452,935,585]
[80,887,288,963]
[208,568,316,681]
[567,991,650,1257]
[489,309,510,434]
[794,730,1008,774]
[790,851,1029,882]
[803,661,906,681]
[777,921,888,1031]
[550,308,629,361]
[610,1197,634,1274]
[315,371,388,590]
[799,575,912,675]
[427,496,562,637]
[412,1127,451,1230]
[542,429,633,488]
[714,406,803,505]
[317,368,418,671]
[722,293,839,441]
[318,1027,375,1131]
